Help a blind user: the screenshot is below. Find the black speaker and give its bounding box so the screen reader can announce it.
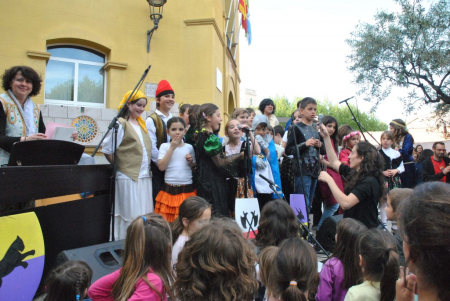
[316,215,343,253]
[56,240,125,282]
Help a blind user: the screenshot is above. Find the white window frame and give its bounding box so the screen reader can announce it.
[44,46,107,108]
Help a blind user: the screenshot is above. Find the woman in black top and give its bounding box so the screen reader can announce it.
[318,124,385,228]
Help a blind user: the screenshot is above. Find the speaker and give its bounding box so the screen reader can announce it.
[56,240,125,282]
[316,215,343,253]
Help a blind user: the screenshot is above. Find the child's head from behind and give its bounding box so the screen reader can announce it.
[259,246,279,293]
[44,260,92,301]
[274,237,317,301]
[174,218,259,301]
[172,196,211,244]
[333,218,367,289]
[188,104,199,128]
[385,188,413,221]
[197,103,221,132]
[357,229,399,301]
[267,125,274,138]
[113,213,174,300]
[299,97,317,122]
[380,131,394,149]
[256,200,299,249]
[225,119,243,140]
[232,108,249,125]
[166,117,186,140]
[399,182,450,300]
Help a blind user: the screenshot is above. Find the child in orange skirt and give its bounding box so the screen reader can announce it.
[155,117,196,222]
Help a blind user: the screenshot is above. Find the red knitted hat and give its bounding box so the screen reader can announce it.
[155,80,174,98]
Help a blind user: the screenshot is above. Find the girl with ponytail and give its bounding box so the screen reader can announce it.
[344,229,399,301]
[273,237,318,301]
[88,213,174,301]
[171,196,211,266]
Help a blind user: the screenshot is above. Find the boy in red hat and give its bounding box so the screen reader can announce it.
[146,79,175,200]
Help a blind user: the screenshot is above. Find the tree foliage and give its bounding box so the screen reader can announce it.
[346,0,450,111]
[271,96,387,131]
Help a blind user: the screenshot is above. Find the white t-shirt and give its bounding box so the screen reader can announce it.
[282,131,289,143]
[172,235,189,267]
[158,143,196,185]
[102,122,150,179]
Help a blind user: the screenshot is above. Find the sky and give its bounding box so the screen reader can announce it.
[238,0,434,124]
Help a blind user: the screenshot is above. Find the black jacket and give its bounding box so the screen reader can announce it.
[422,156,450,183]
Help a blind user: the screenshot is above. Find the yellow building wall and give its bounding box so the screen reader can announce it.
[0,0,241,128]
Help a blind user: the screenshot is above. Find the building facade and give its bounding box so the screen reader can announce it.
[0,0,242,149]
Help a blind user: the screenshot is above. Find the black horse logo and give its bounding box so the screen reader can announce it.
[0,236,35,287]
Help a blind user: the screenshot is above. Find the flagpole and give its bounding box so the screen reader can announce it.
[229,0,240,48]
[225,0,235,32]
[232,19,242,59]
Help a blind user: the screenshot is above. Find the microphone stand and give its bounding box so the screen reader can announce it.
[341,99,380,146]
[91,65,151,241]
[261,175,330,258]
[243,130,251,198]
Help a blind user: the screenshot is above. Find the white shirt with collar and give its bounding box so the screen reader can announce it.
[145,109,172,164]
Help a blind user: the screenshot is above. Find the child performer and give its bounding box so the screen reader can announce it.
[345,229,399,301]
[194,103,244,217]
[222,107,250,145]
[102,90,153,240]
[317,115,344,230]
[316,218,367,301]
[389,119,416,188]
[154,117,197,222]
[251,115,283,210]
[379,130,404,227]
[273,125,285,161]
[178,102,191,126]
[385,188,413,266]
[146,80,175,200]
[339,130,360,167]
[246,107,256,126]
[281,109,302,149]
[89,214,175,301]
[285,97,322,211]
[224,119,260,202]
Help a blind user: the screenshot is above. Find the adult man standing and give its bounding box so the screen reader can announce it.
[422,142,450,183]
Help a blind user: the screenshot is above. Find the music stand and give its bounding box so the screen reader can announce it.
[8,140,85,166]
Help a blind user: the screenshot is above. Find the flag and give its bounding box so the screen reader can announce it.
[245,0,252,45]
[238,0,248,33]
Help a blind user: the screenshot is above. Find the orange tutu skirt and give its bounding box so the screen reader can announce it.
[154,184,197,222]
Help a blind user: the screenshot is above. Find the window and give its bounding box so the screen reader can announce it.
[45,46,106,107]
[250,98,252,106]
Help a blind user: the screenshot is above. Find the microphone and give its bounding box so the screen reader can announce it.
[317,113,324,133]
[259,174,281,190]
[339,96,354,104]
[238,124,251,133]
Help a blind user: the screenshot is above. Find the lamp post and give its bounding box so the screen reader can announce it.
[146,0,167,53]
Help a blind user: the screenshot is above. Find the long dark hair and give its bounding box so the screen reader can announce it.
[344,142,386,200]
[322,115,339,152]
[174,218,259,301]
[399,182,450,301]
[357,229,399,301]
[331,218,367,290]
[417,149,433,163]
[44,261,92,301]
[112,213,174,301]
[255,200,299,250]
[171,196,210,244]
[390,119,414,144]
[193,103,219,142]
[274,237,317,301]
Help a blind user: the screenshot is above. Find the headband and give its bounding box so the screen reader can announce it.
[290,281,297,286]
[178,102,186,110]
[390,120,407,129]
[343,131,361,142]
[118,90,148,133]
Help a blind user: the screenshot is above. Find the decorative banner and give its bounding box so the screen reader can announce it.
[235,198,260,239]
[290,194,308,225]
[0,212,45,300]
